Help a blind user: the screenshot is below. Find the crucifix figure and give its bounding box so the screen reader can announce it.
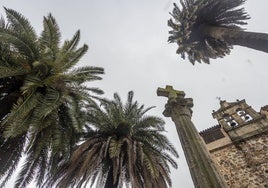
[157,85,227,188]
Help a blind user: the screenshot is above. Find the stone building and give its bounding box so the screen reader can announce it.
[199,99,268,188]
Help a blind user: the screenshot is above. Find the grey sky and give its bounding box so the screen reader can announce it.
[1,0,268,187]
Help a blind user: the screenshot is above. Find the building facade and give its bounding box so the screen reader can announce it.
[200,100,268,188]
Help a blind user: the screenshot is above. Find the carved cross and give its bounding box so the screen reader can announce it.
[157,85,185,99]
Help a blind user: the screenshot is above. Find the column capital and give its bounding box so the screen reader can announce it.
[163,97,193,117]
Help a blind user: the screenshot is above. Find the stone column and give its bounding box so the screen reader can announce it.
[157,85,227,188]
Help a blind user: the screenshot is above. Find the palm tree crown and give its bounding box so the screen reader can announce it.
[45,91,179,188]
[0,8,104,187]
[168,0,268,64]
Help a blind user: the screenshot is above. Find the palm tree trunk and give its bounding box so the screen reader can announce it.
[233,31,268,53]
[104,166,119,188]
[201,25,268,53]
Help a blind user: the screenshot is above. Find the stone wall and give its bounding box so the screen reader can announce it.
[211,133,268,188]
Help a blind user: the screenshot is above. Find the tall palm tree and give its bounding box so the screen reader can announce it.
[0,8,104,187]
[168,0,268,64]
[45,91,179,188]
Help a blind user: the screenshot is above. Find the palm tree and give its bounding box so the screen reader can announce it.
[45,91,179,188]
[168,0,268,64]
[0,8,104,187]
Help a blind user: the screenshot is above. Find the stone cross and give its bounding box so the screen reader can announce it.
[157,85,227,188]
[157,85,185,100]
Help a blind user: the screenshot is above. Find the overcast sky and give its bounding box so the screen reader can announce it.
[2,0,268,187]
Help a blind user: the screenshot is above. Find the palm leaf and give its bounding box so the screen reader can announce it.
[2,92,39,137]
[15,153,40,188]
[4,7,37,40]
[40,14,60,61]
[0,29,38,61]
[0,135,26,187]
[0,65,29,78]
[4,7,39,61]
[64,66,104,84]
[62,30,81,53]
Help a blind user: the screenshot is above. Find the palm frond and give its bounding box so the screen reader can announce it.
[0,65,29,78]
[0,135,26,187]
[74,86,104,95]
[0,29,38,61]
[65,66,104,84]
[61,44,89,71]
[32,88,61,122]
[2,92,39,137]
[0,16,6,28]
[4,7,37,39]
[40,14,60,61]
[3,7,39,61]
[14,152,40,188]
[62,30,81,52]
[35,150,48,187]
